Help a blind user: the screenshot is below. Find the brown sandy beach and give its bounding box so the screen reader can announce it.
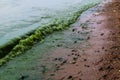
[42,0,120,80]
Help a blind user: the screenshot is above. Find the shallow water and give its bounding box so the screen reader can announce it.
[0,0,102,80]
[0,0,85,46]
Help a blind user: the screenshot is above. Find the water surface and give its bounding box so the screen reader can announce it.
[0,0,83,46]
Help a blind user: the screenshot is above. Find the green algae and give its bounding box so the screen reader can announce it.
[0,1,101,66]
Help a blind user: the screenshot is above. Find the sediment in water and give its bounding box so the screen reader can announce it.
[0,1,101,66]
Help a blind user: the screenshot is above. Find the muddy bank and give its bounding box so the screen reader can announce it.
[41,0,120,80]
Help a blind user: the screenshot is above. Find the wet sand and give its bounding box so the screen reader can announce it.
[42,0,120,80]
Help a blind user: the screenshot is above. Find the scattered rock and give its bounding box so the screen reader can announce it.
[78,31,80,33]
[54,57,64,62]
[104,49,108,52]
[102,74,107,79]
[84,65,90,67]
[41,65,47,73]
[57,44,63,47]
[69,61,76,64]
[54,58,58,61]
[67,75,73,79]
[102,47,104,49]
[72,28,77,32]
[100,33,104,36]
[74,41,77,43]
[19,75,29,80]
[71,49,77,52]
[87,36,90,40]
[73,57,78,61]
[50,73,55,76]
[60,59,67,65]
[104,65,114,70]
[99,65,114,71]
[95,50,100,53]
[83,59,87,61]
[99,67,104,71]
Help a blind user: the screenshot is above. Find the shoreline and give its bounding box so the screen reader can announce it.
[41,0,120,80]
[0,0,120,80]
[0,1,101,66]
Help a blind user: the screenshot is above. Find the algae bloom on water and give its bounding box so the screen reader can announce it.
[0,0,101,66]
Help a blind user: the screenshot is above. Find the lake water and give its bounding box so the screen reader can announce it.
[0,0,85,46]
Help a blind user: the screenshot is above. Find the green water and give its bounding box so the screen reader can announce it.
[0,0,102,80]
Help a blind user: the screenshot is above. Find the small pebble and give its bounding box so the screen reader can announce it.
[100,33,104,36]
[68,75,73,79]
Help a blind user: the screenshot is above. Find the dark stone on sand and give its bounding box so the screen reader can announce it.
[73,57,78,61]
[70,61,76,64]
[84,59,87,61]
[59,59,67,66]
[102,47,104,49]
[57,44,63,47]
[71,49,77,52]
[100,33,104,36]
[19,75,29,80]
[99,65,114,71]
[54,58,58,61]
[99,67,104,71]
[74,41,77,43]
[56,65,60,69]
[77,54,80,57]
[105,65,114,70]
[104,49,108,52]
[112,33,115,35]
[72,28,77,32]
[78,31,80,33]
[84,65,90,67]
[95,50,100,53]
[72,53,74,55]
[102,74,107,79]
[68,54,71,56]
[62,60,67,64]
[118,32,120,34]
[68,75,73,79]
[87,36,90,40]
[110,46,120,49]
[52,40,55,43]
[50,73,55,76]
[41,65,47,73]
[58,57,64,62]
